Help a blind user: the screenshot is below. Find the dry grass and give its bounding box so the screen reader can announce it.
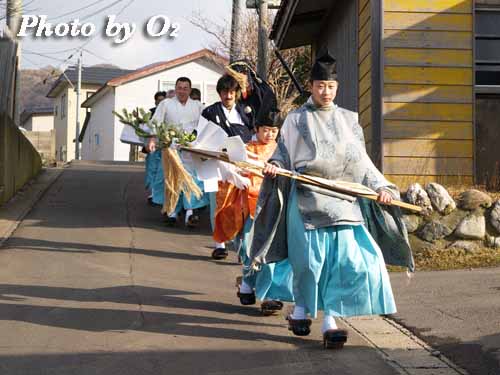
[161,149,202,215]
[388,247,500,272]
[446,185,500,201]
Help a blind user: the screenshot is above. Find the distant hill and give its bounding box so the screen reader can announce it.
[19,66,60,113]
[19,64,123,113]
[90,64,121,69]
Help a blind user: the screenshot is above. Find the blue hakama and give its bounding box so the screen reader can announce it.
[239,218,294,302]
[151,153,209,213]
[145,150,161,191]
[287,187,396,319]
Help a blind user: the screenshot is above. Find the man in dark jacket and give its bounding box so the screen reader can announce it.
[200,74,256,260]
[201,74,254,143]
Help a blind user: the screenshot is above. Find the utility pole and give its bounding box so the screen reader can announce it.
[257,0,269,80]
[6,0,22,34]
[230,0,244,62]
[75,50,82,160]
[7,0,22,125]
[247,1,281,79]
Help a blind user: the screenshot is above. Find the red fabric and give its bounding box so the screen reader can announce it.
[213,140,277,242]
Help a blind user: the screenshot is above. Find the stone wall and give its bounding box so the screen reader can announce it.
[0,114,42,206]
[402,183,500,253]
[25,130,56,166]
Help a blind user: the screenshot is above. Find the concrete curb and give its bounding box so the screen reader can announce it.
[0,166,65,248]
[343,316,469,375]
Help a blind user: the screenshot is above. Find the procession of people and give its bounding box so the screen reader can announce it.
[139,51,414,350]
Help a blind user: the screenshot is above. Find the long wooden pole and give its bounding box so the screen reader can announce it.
[180,147,422,213]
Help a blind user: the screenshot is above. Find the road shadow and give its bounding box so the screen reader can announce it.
[0,284,269,317]
[0,345,397,375]
[2,237,216,262]
[0,301,297,345]
[391,316,500,375]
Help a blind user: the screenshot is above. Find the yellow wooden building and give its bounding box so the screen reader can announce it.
[271,0,500,189]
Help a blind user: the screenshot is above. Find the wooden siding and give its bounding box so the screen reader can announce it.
[386,175,474,190]
[382,0,474,186]
[317,0,358,111]
[359,0,372,153]
[385,48,472,67]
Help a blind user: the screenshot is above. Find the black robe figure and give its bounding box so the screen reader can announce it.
[225,60,278,133]
[201,102,254,143]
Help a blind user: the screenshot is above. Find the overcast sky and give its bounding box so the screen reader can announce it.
[16,0,233,70]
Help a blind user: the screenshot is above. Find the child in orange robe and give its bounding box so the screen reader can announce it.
[213,112,294,315]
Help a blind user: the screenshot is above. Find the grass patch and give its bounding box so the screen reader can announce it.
[446,185,500,201]
[388,247,500,272]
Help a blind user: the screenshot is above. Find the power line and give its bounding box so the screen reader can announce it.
[24,50,70,63]
[83,48,112,63]
[21,54,48,69]
[40,51,78,85]
[49,0,107,22]
[22,46,78,55]
[21,0,136,57]
[33,0,137,85]
[76,0,136,50]
[78,0,126,23]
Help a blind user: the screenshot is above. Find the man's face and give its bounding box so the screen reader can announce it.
[220,89,237,109]
[256,126,279,144]
[155,95,166,106]
[175,81,191,103]
[311,80,338,107]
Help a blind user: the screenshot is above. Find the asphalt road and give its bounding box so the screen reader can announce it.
[391,259,500,375]
[0,161,398,375]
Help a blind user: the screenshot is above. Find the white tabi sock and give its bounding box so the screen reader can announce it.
[321,315,338,334]
[291,305,306,320]
[168,212,177,219]
[214,242,225,249]
[239,280,253,294]
[184,209,194,224]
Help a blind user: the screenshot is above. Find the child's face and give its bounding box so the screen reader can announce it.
[256,126,279,144]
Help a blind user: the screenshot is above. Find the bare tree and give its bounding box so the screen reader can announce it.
[190,9,310,113]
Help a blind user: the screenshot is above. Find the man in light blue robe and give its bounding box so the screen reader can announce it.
[253,50,413,349]
[144,91,166,205]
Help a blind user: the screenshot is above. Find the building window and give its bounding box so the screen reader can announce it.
[61,94,66,119]
[95,134,100,146]
[475,7,500,87]
[55,105,58,117]
[159,81,176,92]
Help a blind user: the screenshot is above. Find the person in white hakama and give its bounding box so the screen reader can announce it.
[146,77,207,226]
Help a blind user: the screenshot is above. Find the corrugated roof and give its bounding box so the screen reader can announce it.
[47,66,133,98]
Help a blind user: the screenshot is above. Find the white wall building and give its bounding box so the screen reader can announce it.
[47,66,132,162]
[20,107,54,131]
[80,49,227,161]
